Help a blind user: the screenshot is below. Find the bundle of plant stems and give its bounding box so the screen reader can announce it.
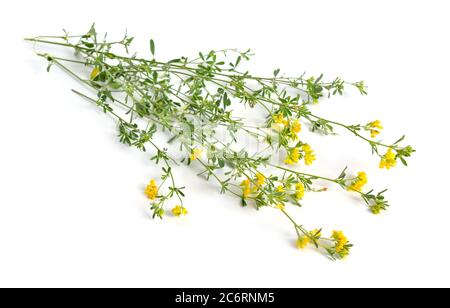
[26,25,414,260]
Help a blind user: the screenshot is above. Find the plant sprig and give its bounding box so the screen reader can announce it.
[26,25,415,260]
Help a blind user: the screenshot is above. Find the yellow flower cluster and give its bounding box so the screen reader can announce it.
[295,182,305,200]
[289,119,302,140]
[296,229,322,249]
[271,114,302,140]
[190,148,203,161]
[241,173,267,198]
[241,179,251,198]
[379,148,397,169]
[368,120,383,138]
[291,119,302,134]
[302,144,316,166]
[370,204,383,215]
[256,173,265,187]
[272,115,313,166]
[145,179,158,200]
[172,205,188,216]
[332,230,350,257]
[296,236,310,249]
[276,185,285,193]
[271,114,288,132]
[284,148,299,165]
[348,171,368,192]
[273,114,288,125]
[285,144,316,166]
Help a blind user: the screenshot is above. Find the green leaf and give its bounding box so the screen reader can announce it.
[394,135,405,145]
[81,41,94,48]
[235,56,242,67]
[399,156,408,166]
[109,81,121,90]
[150,39,155,56]
[315,74,323,84]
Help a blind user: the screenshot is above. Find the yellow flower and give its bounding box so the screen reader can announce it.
[90,67,100,80]
[297,229,321,249]
[302,144,316,166]
[369,120,383,130]
[145,179,158,200]
[275,203,285,210]
[272,114,289,132]
[348,171,368,192]
[276,185,285,193]
[255,173,265,187]
[296,236,310,249]
[368,120,383,139]
[370,204,382,215]
[310,229,322,239]
[241,179,251,198]
[332,230,349,255]
[291,119,302,134]
[273,114,288,126]
[172,205,188,216]
[370,130,380,138]
[285,148,300,165]
[295,182,305,200]
[379,148,397,169]
[190,148,203,161]
[273,114,283,124]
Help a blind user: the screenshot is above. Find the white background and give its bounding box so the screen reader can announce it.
[1,0,449,288]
